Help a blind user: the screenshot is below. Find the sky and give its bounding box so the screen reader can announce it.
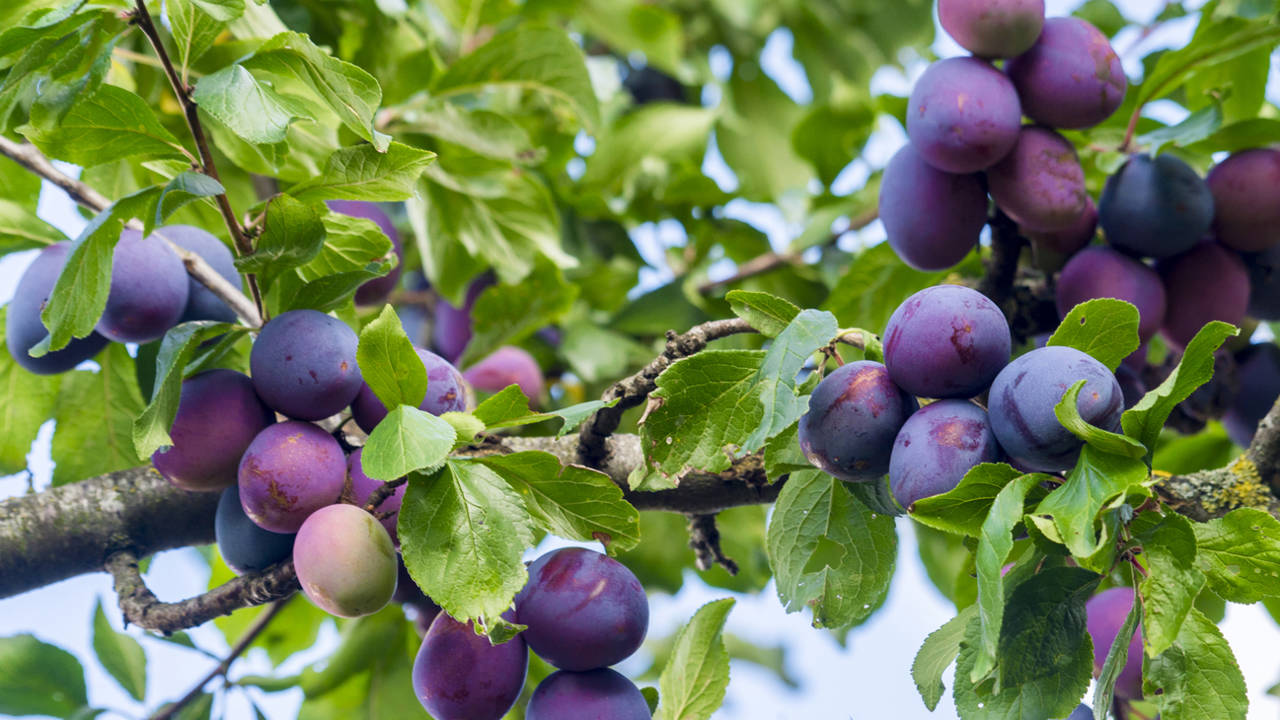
[4,0,1280,718]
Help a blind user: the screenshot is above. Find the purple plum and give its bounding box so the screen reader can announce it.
[237,421,345,533]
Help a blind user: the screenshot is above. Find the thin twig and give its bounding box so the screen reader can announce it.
[150,600,287,720]
[686,513,739,574]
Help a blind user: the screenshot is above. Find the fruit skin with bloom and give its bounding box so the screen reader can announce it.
[249,309,364,421]
[906,56,1022,174]
[797,361,918,482]
[526,668,652,720]
[1006,16,1126,129]
[938,0,1045,58]
[6,242,110,375]
[96,228,189,344]
[412,613,528,720]
[236,421,346,533]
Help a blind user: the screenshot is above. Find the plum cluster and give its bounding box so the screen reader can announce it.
[883,1,1124,272]
[412,547,652,720]
[799,285,1125,508]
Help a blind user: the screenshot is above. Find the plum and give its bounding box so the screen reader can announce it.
[798,361,918,481]
[1086,587,1143,700]
[1006,17,1126,129]
[237,421,345,533]
[1115,364,1146,410]
[889,400,1001,509]
[328,200,404,306]
[294,503,398,617]
[879,143,988,271]
[156,225,240,323]
[988,346,1124,472]
[1065,704,1093,720]
[1099,154,1215,259]
[938,0,1044,58]
[413,613,528,720]
[393,554,440,615]
[1025,196,1097,256]
[347,447,405,543]
[1206,148,1280,253]
[884,285,1012,399]
[215,486,294,575]
[1159,241,1249,350]
[906,56,1022,173]
[6,242,109,374]
[987,126,1088,232]
[463,346,544,402]
[527,668,651,720]
[1247,243,1280,320]
[152,369,275,492]
[350,347,468,433]
[97,229,189,343]
[250,309,363,420]
[515,547,649,671]
[1222,343,1280,447]
[433,277,490,363]
[1056,246,1166,342]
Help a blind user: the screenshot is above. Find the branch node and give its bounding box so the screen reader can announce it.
[686,513,738,575]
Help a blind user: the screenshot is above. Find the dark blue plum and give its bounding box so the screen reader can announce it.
[250,309,363,420]
[1099,154,1214,259]
[1115,365,1145,410]
[1223,343,1280,447]
[1064,704,1093,720]
[527,669,651,720]
[351,347,468,433]
[328,200,404,306]
[884,285,1012,399]
[890,400,1001,509]
[215,485,295,574]
[97,229,189,343]
[1246,243,1280,320]
[413,613,528,720]
[157,225,240,323]
[798,361,917,481]
[6,243,109,374]
[988,346,1124,472]
[879,143,988,272]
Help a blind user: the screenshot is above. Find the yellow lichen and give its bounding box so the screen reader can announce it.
[1203,456,1270,514]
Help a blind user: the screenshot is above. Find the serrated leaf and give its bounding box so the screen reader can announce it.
[148,173,225,237]
[299,213,393,280]
[998,567,1099,690]
[655,598,735,720]
[277,262,390,313]
[0,633,88,717]
[0,198,64,252]
[1054,381,1147,458]
[361,405,456,481]
[1093,587,1141,719]
[911,463,1027,537]
[399,460,535,621]
[1134,511,1204,656]
[234,194,324,287]
[192,64,307,145]
[132,321,233,458]
[1034,445,1149,563]
[1145,608,1248,720]
[762,422,810,480]
[1047,299,1141,372]
[0,310,60,474]
[290,142,435,202]
[92,598,146,701]
[51,344,146,485]
[357,305,426,411]
[1193,507,1280,604]
[912,605,976,711]
[766,470,896,628]
[22,84,186,166]
[726,290,800,338]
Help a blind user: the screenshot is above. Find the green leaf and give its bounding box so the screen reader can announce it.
[148,173,225,237]
[168,0,225,73]
[278,262,391,313]
[1187,118,1280,154]
[192,64,307,145]
[762,422,810,480]
[92,598,146,701]
[0,310,61,474]
[1138,103,1223,155]
[361,405,456,481]
[1093,587,1141,719]
[473,451,640,551]
[766,470,897,628]
[1193,507,1280,604]
[299,213,394,280]
[290,142,436,202]
[716,68,814,202]
[910,463,1026,536]
[132,321,232,458]
[654,598,735,720]
[297,607,404,698]
[357,305,426,411]
[1034,445,1149,563]
[433,25,600,131]
[399,460,535,621]
[1046,298,1141,372]
[0,198,64,252]
[1054,380,1147,458]
[21,84,186,166]
[726,290,800,338]
[996,567,1100,690]
[582,104,716,191]
[459,263,577,367]
[190,0,244,22]
[1135,511,1205,656]
[1122,321,1238,455]
[234,194,325,287]
[1138,14,1280,108]
[0,633,88,717]
[912,606,976,711]
[51,344,146,485]
[1145,608,1248,720]
[470,385,616,436]
[742,309,837,451]
[825,242,981,336]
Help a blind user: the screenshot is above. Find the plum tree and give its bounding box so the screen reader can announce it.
[1223,343,1280,447]
[97,229,189,343]
[250,309,363,421]
[937,0,1044,58]
[1085,587,1143,700]
[1005,17,1126,129]
[347,447,405,543]
[883,285,1012,399]
[1055,246,1166,342]
[462,345,544,402]
[905,57,1022,173]
[515,547,649,671]
[214,486,294,575]
[151,369,274,491]
[878,143,988,271]
[350,347,468,432]
[328,200,404,306]
[987,126,1088,232]
[1099,154,1215,259]
[1206,148,1280,253]
[412,613,528,720]
[1158,241,1249,349]
[797,361,917,482]
[889,400,1000,509]
[526,668,652,720]
[237,421,346,533]
[293,503,398,617]
[5,242,109,374]
[159,225,240,323]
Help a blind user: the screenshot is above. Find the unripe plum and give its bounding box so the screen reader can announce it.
[1158,242,1249,350]
[152,369,275,492]
[988,346,1124,472]
[906,57,1022,173]
[515,547,649,671]
[328,200,404,306]
[433,277,490,363]
[1086,587,1143,700]
[97,229,189,343]
[158,225,239,323]
[237,421,345,532]
[884,285,1012,399]
[938,0,1044,58]
[987,126,1088,232]
[294,503,397,617]
[463,346,544,401]
[215,486,294,574]
[798,361,918,481]
[250,309,362,420]
[350,347,467,433]
[1206,148,1280,253]
[1056,246,1166,342]
[413,613,528,720]
[879,143,988,271]
[889,400,1001,509]
[1247,243,1280,320]
[347,447,405,543]
[527,668,651,720]
[1222,343,1280,447]
[1025,196,1097,256]
[1006,17,1126,129]
[1099,154,1214,259]
[6,242,109,374]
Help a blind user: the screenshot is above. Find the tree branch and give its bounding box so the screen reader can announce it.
[976,210,1026,309]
